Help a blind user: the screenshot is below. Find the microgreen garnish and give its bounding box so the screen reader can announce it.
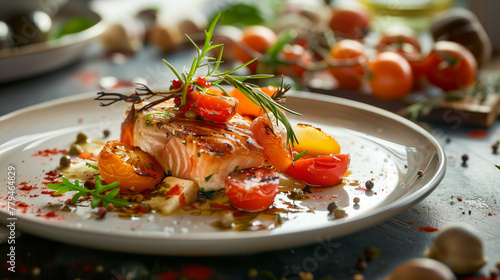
[496,165,500,170]
[95,13,301,149]
[293,150,308,161]
[47,176,130,208]
[85,162,98,170]
[205,173,214,182]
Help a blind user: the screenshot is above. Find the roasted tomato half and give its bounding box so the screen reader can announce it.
[97,140,164,193]
[286,154,350,187]
[225,167,279,212]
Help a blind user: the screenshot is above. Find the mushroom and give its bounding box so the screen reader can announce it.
[424,222,488,275]
[385,258,456,280]
[385,258,455,280]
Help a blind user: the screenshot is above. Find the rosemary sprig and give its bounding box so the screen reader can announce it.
[47,176,130,208]
[95,13,301,148]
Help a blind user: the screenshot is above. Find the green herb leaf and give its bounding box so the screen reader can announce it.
[205,173,214,182]
[86,162,98,170]
[47,175,129,209]
[496,165,500,170]
[50,17,96,40]
[293,150,308,161]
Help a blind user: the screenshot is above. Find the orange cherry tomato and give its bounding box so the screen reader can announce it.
[186,91,238,122]
[328,5,371,40]
[250,115,292,172]
[376,26,426,86]
[328,39,367,90]
[233,25,277,73]
[424,41,477,92]
[369,52,413,100]
[97,140,164,193]
[121,105,136,146]
[285,154,350,187]
[230,86,277,118]
[225,167,279,212]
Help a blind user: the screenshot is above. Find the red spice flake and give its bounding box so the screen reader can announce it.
[408,221,414,224]
[355,187,368,191]
[166,185,182,196]
[37,210,59,219]
[418,226,439,232]
[16,201,29,208]
[18,182,37,191]
[468,128,488,138]
[457,197,463,202]
[488,213,494,216]
[32,148,67,157]
[41,190,63,197]
[42,170,62,185]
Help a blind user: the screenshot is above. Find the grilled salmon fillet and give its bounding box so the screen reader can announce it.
[132,100,265,191]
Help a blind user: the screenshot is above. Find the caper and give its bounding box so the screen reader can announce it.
[69,144,84,155]
[184,110,197,119]
[289,187,305,200]
[76,132,88,144]
[59,155,71,169]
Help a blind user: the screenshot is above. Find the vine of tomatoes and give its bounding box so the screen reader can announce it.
[227,5,479,101]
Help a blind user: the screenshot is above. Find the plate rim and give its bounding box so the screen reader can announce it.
[0,90,447,255]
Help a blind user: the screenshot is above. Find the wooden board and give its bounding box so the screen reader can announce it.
[308,87,500,127]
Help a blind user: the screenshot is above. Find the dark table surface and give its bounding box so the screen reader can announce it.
[1,9,500,280]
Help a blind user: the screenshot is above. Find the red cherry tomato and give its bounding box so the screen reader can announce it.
[328,39,366,90]
[225,167,279,212]
[328,5,371,40]
[376,26,422,56]
[196,77,211,88]
[369,52,413,100]
[186,91,238,122]
[98,140,164,193]
[172,79,182,89]
[285,154,350,187]
[376,26,426,86]
[424,41,477,92]
[277,44,313,79]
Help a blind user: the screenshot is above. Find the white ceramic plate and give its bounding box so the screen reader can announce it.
[0,2,105,83]
[0,91,446,255]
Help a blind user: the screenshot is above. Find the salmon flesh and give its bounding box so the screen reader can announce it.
[132,100,265,191]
